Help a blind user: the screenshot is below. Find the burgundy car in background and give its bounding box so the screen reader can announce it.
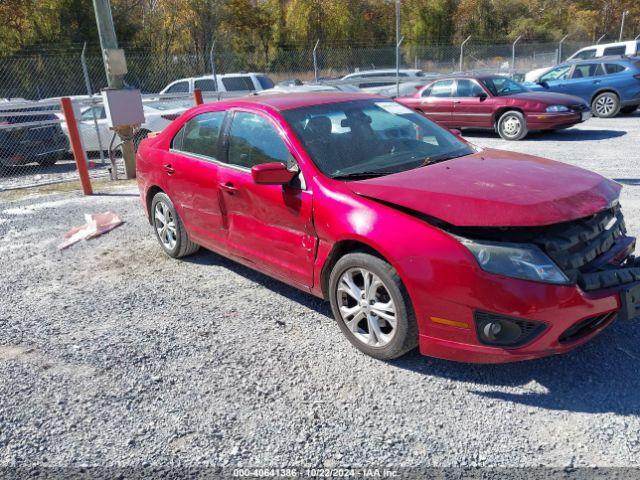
[396,75,592,140]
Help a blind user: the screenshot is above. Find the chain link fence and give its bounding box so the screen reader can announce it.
[0,40,592,194]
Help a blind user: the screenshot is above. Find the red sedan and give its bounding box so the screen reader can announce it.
[136,92,639,363]
[396,75,592,140]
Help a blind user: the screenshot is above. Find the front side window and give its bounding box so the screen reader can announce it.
[257,75,275,89]
[227,112,289,169]
[456,79,486,97]
[572,49,597,60]
[481,77,527,96]
[173,111,226,159]
[165,81,189,94]
[571,63,605,79]
[282,99,474,178]
[428,80,454,98]
[539,65,571,82]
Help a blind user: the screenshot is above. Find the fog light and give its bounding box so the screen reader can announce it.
[475,311,546,347]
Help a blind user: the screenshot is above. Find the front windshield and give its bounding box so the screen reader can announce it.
[282,99,474,179]
[481,77,528,96]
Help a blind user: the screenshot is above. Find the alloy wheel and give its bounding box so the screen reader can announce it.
[336,267,397,347]
[154,201,177,250]
[501,115,522,138]
[595,95,616,117]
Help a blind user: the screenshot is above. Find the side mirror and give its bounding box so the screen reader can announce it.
[476,92,488,101]
[536,80,549,89]
[251,162,296,185]
[449,129,462,137]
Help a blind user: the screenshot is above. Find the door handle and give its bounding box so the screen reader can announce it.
[219,182,238,194]
[163,164,175,175]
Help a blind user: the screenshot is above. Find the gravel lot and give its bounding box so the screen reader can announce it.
[1,112,640,471]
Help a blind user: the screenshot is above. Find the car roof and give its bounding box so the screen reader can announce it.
[208,92,381,111]
[564,56,640,65]
[343,69,421,77]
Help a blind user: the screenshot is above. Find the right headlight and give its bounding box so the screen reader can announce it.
[460,238,570,285]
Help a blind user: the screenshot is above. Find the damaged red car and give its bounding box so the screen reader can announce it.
[136,92,639,363]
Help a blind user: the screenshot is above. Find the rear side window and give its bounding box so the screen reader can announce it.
[165,81,189,94]
[571,63,604,78]
[172,111,226,159]
[194,79,217,91]
[221,76,255,91]
[605,63,626,74]
[603,46,626,56]
[573,49,597,60]
[227,112,289,169]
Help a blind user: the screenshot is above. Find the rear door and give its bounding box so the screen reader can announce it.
[451,79,494,127]
[568,63,606,101]
[417,80,455,126]
[164,110,228,250]
[217,109,315,289]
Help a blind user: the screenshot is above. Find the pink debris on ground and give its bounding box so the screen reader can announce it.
[58,212,124,250]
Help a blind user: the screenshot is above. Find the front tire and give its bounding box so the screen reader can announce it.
[592,92,620,118]
[328,252,418,360]
[151,192,199,258]
[497,110,528,140]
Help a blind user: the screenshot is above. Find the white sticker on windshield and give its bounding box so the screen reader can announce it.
[374,102,414,115]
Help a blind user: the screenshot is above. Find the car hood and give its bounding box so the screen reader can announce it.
[347,149,620,227]
[507,91,586,106]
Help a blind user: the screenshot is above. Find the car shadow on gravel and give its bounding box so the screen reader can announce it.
[184,250,639,416]
[391,320,640,415]
[184,249,332,317]
[463,129,627,142]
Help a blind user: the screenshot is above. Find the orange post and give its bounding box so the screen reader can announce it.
[193,88,204,105]
[60,97,93,195]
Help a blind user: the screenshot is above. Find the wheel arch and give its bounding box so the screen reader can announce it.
[493,107,525,128]
[320,239,392,299]
[145,185,165,224]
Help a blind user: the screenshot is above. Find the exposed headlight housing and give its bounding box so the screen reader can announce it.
[546,105,570,113]
[460,238,570,285]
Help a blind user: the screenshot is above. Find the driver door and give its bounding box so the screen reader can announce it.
[217,110,316,290]
[451,79,494,128]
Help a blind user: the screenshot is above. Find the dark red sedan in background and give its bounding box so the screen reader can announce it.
[396,75,591,140]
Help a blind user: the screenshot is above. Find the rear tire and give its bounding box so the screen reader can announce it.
[592,92,620,118]
[151,192,199,258]
[497,110,528,140]
[328,252,418,360]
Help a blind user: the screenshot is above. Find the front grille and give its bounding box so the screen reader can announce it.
[569,103,590,112]
[558,312,616,344]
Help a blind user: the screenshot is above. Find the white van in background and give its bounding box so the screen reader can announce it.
[159,73,275,95]
[525,40,640,82]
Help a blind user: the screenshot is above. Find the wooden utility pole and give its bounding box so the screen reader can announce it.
[92,0,137,179]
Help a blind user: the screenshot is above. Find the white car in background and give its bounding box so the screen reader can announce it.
[256,84,361,94]
[525,40,640,82]
[64,100,193,153]
[340,69,426,93]
[159,73,275,95]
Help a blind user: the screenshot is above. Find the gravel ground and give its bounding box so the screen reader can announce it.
[1,112,640,472]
